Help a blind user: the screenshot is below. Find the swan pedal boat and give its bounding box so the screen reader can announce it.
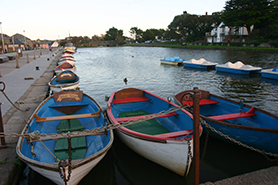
[107,87,202,176]
[216,61,262,75]
[174,89,278,156]
[16,90,114,185]
[183,58,218,69]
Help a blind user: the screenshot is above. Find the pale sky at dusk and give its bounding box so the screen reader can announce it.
[0,0,226,40]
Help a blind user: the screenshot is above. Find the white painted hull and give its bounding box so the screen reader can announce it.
[160,60,182,66]
[115,129,193,176]
[28,151,107,185]
[48,82,80,93]
[58,60,76,66]
[55,68,75,75]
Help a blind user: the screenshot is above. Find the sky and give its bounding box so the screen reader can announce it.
[0,0,226,40]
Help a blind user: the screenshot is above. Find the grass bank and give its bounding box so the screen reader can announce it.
[125,42,278,52]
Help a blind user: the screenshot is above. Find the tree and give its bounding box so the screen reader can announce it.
[130,27,143,41]
[104,27,124,43]
[142,29,155,41]
[222,0,278,37]
[168,11,221,42]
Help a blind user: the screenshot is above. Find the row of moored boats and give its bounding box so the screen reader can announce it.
[160,56,278,79]
[15,51,278,185]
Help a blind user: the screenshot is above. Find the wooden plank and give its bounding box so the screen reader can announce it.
[112,96,151,104]
[182,99,218,106]
[208,107,256,121]
[34,109,101,122]
[154,129,193,138]
[116,112,179,122]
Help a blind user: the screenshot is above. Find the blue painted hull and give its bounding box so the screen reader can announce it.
[183,63,216,69]
[261,70,278,80]
[216,66,261,75]
[175,90,278,156]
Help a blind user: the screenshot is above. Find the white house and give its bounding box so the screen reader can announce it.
[206,22,250,43]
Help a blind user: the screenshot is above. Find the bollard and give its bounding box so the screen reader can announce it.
[27,53,29,63]
[16,55,19,68]
[40,49,42,55]
[0,102,7,148]
[47,49,49,54]
[33,51,36,60]
[38,50,40,58]
[192,87,200,185]
[0,71,1,77]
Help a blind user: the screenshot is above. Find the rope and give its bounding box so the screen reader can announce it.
[0,81,29,112]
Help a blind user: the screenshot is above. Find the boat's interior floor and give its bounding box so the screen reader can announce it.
[54,119,87,161]
[119,110,170,135]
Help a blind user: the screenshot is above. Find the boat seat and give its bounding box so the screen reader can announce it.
[118,110,170,135]
[54,118,87,161]
[154,129,193,138]
[112,96,151,104]
[116,112,178,122]
[182,99,219,106]
[49,102,89,108]
[208,107,256,121]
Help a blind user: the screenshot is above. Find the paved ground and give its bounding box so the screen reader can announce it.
[0,48,277,185]
[0,48,61,185]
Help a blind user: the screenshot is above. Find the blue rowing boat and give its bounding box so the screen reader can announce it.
[174,89,278,156]
[16,91,114,185]
[107,87,202,176]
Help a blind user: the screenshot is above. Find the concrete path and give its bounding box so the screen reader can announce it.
[0,48,61,185]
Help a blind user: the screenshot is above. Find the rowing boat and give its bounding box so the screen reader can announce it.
[48,70,80,93]
[16,90,114,185]
[107,87,202,176]
[174,89,278,155]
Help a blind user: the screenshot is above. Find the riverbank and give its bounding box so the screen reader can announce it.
[125,43,278,52]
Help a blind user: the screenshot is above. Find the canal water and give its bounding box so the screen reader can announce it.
[19,46,278,184]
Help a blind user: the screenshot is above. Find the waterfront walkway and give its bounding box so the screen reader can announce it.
[0,48,60,185]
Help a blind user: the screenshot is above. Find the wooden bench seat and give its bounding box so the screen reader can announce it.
[116,112,179,122]
[182,99,219,106]
[208,107,256,121]
[154,130,193,138]
[112,96,151,104]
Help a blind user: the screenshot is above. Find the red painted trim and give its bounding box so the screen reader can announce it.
[182,99,219,106]
[208,107,256,121]
[112,96,151,104]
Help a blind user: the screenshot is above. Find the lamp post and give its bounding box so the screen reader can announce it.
[0,22,5,53]
[23,30,26,50]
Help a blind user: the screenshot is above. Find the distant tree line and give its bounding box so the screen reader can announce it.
[61,0,278,46]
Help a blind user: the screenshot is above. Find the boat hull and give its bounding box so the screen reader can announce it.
[183,62,216,69]
[115,129,192,176]
[261,69,278,80]
[216,66,261,75]
[160,60,183,66]
[26,151,107,185]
